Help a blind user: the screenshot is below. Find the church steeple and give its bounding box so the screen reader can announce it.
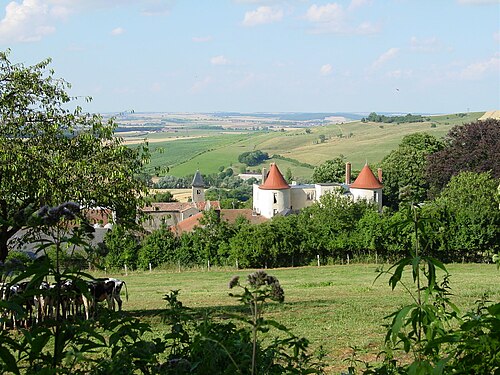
[191,170,205,203]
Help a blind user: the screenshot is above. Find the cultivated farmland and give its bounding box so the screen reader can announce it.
[120,111,484,179]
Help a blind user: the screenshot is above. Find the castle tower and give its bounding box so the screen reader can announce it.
[349,164,383,210]
[191,170,205,203]
[253,163,291,218]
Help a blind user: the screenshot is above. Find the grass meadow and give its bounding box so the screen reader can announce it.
[128,112,484,180]
[97,263,499,373]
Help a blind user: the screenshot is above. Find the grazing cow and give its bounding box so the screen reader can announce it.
[103,278,128,311]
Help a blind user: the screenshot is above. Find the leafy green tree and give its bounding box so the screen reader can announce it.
[150,191,177,202]
[423,171,500,260]
[380,133,443,209]
[138,225,179,268]
[103,225,139,269]
[426,119,500,194]
[284,168,293,184]
[312,155,346,183]
[238,150,269,166]
[0,51,148,261]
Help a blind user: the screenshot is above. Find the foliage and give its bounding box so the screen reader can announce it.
[426,118,500,194]
[155,175,191,189]
[137,224,179,269]
[380,133,443,209]
[358,205,499,375]
[238,150,270,167]
[422,171,500,260]
[103,225,139,269]
[0,50,148,262]
[361,112,424,123]
[312,155,347,183]
[149,191,178,203]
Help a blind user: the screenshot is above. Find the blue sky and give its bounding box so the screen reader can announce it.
[1,0,499,114]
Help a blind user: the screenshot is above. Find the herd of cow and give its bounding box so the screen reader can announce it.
[0,277,128,329]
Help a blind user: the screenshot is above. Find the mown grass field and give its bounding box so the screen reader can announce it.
[97,263,499,373]
[126,112,484,180]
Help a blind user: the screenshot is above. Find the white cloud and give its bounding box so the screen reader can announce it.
[242,6,283,26]
[306,3,344,23]
[348,0,371,11]
[190,76,213,93]
[459,55,500,80]
[305,1,379,35]
[320,64,333,75]
[0,0,57,43]
[372,47,399,69]
[494,32,500,42]
[111,27,125,36]
[192,35,213,43]
[210,55,231,65]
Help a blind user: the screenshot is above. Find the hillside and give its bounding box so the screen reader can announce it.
[126,111,484,179]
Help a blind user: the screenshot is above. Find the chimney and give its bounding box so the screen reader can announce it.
[262,167,267,184]
[377,168,383,183]
[345,162,351,185]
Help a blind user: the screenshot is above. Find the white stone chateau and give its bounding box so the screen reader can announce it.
[252,162,383,219]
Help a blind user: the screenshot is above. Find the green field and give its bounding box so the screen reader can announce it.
[98,263,499,373]
[129,112,484,180]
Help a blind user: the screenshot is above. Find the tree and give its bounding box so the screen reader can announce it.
[285,168,293,184]
[150,191,177,202]
[423,171,500,260]
[426,119,500,194]
[380,133,443,209]
[138,224,179,268]
[0,51,148,261]
[238,150,269,166]
[312,155,346,183]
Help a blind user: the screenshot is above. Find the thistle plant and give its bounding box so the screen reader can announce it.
[229,271,285,375]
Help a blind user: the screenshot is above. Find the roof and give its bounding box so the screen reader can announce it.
[171,209,268,235]
[350,164,383,189]
[220,209,268,225]
[259,163,290,190]
[143,200,221,213]
[191,170,205,188]
[171,212,204,234]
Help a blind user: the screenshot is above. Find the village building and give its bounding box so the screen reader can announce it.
[142,171,220,231]
[252,162,383,219]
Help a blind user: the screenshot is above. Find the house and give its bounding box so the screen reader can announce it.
[142,171,220,231]
[252,162,383,219]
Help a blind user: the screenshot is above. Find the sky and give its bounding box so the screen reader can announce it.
[1,0,499,114]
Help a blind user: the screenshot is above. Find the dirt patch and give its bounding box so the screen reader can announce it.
[479,110,500,120]
[120,135,208,145]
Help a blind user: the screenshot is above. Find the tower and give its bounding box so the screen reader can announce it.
[349,164,383,210]
[191,170,205,203]
[253,163,291,218]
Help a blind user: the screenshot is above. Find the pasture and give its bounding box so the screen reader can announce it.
[100,263,499,372]
[124,112,484,180]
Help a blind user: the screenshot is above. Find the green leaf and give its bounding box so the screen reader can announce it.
[0,346,20,375]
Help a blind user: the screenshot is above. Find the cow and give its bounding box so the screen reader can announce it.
[102,278,128,311]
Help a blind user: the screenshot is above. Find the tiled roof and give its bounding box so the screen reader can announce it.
[142,202,195,213]
[350,164,383,189]
[220,209,268,224]
[259,163,290,190]
[171,212,204,234]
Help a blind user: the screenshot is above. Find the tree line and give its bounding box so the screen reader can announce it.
[100,168,499,271]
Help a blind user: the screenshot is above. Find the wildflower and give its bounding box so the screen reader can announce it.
[247,270,268,287]
[228,276,240,289]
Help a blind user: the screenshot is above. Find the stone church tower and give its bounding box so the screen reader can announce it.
[191,170,205,203]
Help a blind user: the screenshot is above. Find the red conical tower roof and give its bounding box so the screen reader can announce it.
[259,163,290,190]
[350,164,383,189]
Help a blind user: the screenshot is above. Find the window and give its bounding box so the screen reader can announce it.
[273,193,278,204]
